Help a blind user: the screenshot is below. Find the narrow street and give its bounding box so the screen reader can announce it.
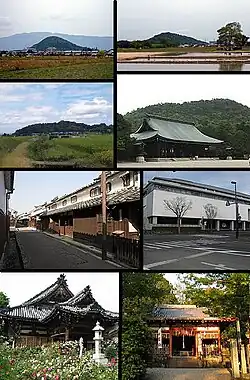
[145,368,231,380]
[16,229,119,269]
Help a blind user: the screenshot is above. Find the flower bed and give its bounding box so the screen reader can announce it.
[0,341,117,380]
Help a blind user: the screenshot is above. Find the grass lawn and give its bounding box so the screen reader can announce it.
[0,56,113,79]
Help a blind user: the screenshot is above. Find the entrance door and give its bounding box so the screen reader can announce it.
[172,336,196,356]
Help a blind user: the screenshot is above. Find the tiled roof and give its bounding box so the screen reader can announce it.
[152,305,210,320]
[22,274,73,306]
[1,306,53,321]
[61,285,95,306]
[47,187,139,216]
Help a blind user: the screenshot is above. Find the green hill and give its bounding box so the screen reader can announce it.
[14,120,113,136]
[120,99,250,158]
[32,36,91,51]
[118,32,207,49]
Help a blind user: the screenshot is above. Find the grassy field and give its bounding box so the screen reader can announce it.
[29,135,113,167]
[0,56,113,79]
[0,134,113,168]
[0,136,32,167]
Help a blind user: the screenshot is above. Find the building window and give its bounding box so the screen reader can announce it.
[71,195,77,203]
[51,204,57,210]
[133,172,138,183]
[106,182,112,193]
[122,173,130,187]
[90,186,101,197]
[62,200,67,206]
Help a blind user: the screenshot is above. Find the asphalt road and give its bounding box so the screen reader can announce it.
[144,233,250,270]
[118,160,250,168]
[145,368,231,380]
[16,230,118,270]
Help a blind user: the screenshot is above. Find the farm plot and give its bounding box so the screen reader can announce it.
[0,56,113,79]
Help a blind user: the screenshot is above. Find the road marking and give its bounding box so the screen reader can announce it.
[201,262,235,270]
[223,251,250,257]
[144,258,179,269]
[144,243,166,250]
[184,251,215,259]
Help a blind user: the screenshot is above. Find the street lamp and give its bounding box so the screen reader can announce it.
[231,181,239,239]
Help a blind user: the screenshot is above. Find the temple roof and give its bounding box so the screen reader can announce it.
[151,305,236,323]
[0,274,118,324]
[131,115,223,144]
[22,274,73,306]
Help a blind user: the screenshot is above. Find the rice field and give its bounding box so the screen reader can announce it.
[0,56,113,79]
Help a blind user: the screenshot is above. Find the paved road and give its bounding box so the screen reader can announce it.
[144,233,250,270]
[16,230,118,270]
[145,368,231,380]
[118,160,250,168]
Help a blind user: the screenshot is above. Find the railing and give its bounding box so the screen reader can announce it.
[73,232,140,268]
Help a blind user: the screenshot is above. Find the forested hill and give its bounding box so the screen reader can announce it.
[147,32,206,46]
[122,99,250,155]
[32,36,91,51]
[118,32,206,48]
[14,120,113,136]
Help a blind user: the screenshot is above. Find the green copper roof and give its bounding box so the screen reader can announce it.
[131,115,223,144]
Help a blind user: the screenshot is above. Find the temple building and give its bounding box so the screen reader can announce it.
[131,114,223,159]
[144,177,250,232]
[0,274,118,348]
[149,305,236,363]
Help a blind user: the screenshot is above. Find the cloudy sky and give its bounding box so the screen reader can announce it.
[0,0,113,37]
[10,171,101,214]
[144,171,250,196]
[118,74,250,114]
[0,272,119,311]
[118,0,250,41]
[0,83,113,134]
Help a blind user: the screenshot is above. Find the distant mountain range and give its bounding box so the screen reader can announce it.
[0,32,113,50]
[31,36,92,51]
[118,32,207,48]
[14,120,113,136]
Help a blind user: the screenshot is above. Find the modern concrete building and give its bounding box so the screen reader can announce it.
[144,177,250,232]
[0,171,15,257]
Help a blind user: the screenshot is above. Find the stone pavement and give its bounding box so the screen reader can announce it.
[145,368,231,380]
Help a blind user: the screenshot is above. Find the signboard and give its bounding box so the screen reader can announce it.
[158,328,162,348]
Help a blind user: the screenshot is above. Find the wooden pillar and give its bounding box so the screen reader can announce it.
[65,327,69,341]
[195,332,198,357]
[169,328,172,357]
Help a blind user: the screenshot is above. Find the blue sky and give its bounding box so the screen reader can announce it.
[0,0,113,37]
[144,171,250,195]
[10,171,102,214]
[0,83,113,134]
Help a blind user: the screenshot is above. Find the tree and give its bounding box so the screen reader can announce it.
[217,22,248,50]
[163,196,192,234]
[0,292,9,307]
[122,273,177,380]
[203,203,218,230]
[178,273,250,343]
[117,113,136,161]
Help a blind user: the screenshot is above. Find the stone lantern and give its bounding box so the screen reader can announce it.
[92,321,108,365]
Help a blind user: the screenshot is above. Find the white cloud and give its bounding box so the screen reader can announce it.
[62,97,112,121]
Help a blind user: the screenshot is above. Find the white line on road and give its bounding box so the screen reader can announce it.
[184,251,216,259]
[144,258,179,269]
[201,262,235,270]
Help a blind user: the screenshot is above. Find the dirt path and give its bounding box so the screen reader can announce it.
[145,368,231,380]
[0,142,32,168]
[118,51,167,60]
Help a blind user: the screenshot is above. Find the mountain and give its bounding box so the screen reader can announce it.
[121,99,250,157]
[0,32,113,51]
[118,32,206,48]
[147,32,207,46]
[14,120,113,136]
[31,36,89,51]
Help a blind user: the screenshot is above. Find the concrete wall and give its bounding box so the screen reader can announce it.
[0,171,6,213]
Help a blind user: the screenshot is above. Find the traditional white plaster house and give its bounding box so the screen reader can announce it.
[144,177,250,232]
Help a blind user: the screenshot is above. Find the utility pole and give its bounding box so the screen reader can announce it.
[101,171,107,260]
